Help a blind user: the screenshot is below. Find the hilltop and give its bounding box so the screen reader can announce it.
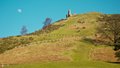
[0,12,120,68]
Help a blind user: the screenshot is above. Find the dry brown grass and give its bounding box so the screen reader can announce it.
[0,37,78,64]
[90,47,120,62]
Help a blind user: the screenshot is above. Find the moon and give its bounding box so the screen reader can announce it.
[17,9,22,13]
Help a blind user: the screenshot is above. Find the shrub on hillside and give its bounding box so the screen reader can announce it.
[115,51,120,61]
[0,37,34,53]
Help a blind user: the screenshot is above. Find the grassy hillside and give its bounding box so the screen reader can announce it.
[0,12,120,68]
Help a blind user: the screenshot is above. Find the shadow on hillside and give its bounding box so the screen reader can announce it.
[81,37,109,46]
[81,37,94,44]
[108,62,120,64]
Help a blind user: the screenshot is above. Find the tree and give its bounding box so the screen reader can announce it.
[97,14,120,51]
[20,26,28,35]
[43,18,52,29]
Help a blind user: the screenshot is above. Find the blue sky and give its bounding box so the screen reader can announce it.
[0,0,120,38]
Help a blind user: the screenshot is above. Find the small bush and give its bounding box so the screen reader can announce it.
[115,51,120,60]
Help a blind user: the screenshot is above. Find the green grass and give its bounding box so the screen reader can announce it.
[4,62,120,68]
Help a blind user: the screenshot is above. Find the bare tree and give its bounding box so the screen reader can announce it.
[97,14,120,51]
[21,26,28,35]
[43,18,52,29]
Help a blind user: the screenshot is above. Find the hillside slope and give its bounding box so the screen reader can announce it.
[0,12,120,68]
